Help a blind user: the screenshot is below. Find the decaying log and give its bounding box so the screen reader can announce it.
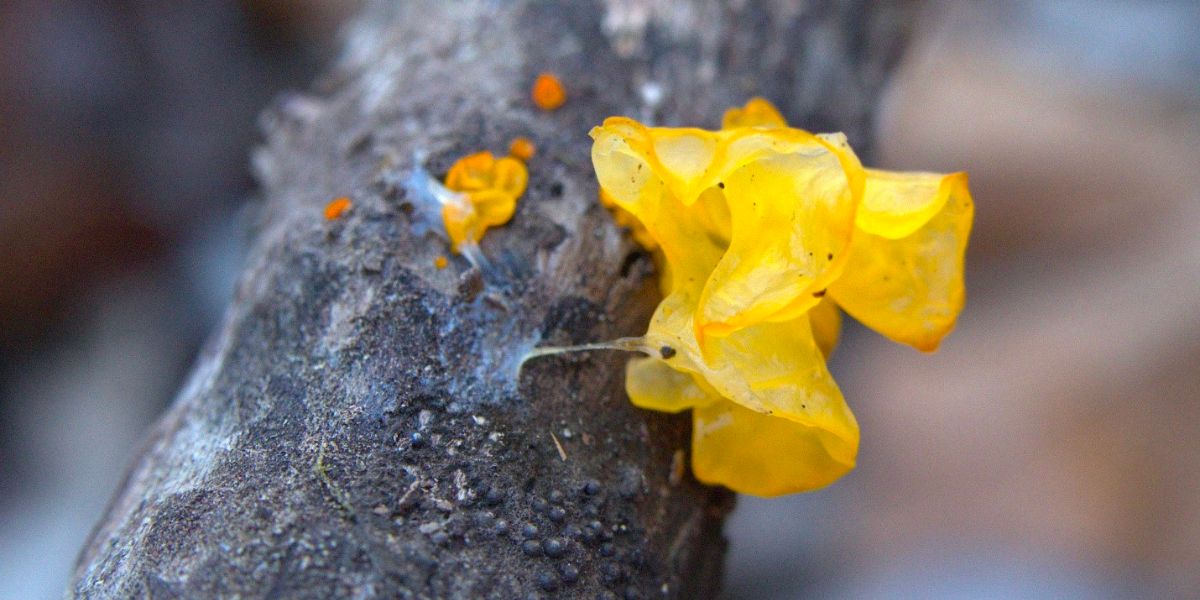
[72,1,914,597]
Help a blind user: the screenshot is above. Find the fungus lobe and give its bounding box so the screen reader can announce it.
[590,98,974,496]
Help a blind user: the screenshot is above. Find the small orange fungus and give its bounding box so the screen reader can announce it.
[323,197,352,220]
[434,255,449,269]
[508,136,537,161]
[531,73,566,111]
[442,151,528,252]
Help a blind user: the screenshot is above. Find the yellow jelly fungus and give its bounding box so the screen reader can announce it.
[590,97,973,496]
[532,73,567,111]
[599,189,658,251]
[323,196,352,220]
[434,255,449,270]
[508,136,537,162]
[441,151,528,253]
[720,96,787,129]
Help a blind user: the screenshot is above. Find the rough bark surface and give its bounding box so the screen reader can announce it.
[73,1,914,597]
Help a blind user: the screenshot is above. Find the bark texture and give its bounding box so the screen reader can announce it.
[73,1,914,597]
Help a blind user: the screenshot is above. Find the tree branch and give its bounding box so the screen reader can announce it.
[72,1,914,597]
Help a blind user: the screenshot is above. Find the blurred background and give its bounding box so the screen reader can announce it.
[0,1,1196,598]
[0,1,358,597]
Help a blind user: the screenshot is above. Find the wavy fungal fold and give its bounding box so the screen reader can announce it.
[590,98,974,496]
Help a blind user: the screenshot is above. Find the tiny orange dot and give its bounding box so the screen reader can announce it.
[434,255,449,270]
[324,197,352,220]
[531,73,566,111]
[508,136,537,162]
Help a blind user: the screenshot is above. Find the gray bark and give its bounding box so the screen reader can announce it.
[72,1,915,597]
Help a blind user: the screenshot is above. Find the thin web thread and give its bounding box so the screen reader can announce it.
[517,337,652,377]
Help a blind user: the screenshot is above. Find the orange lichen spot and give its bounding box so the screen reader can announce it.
[434,255,449,269]
[531,73,566,111]
[442,151,528,252]
[508,136,537,162]
[323,197,352,220]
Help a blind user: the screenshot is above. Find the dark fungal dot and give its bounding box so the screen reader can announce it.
[485,487,506,505]
[582,522,601,543]
[522,539,542,556]
[521,523,539,538]
[549,181,564,197]
[474,511,496,528]
[827,252,834,260]
[542,538,566,558]
[812,289,827,298]
[599,562,623,583]
[410,549,437,569]
[583,480,601,495]
[659,346,676,359]
[537,571,560,592]
[559,562,580,583]
[717,181,725,189]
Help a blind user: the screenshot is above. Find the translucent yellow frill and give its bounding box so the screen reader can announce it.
[589,98,973,496]
[442,151,528,252]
